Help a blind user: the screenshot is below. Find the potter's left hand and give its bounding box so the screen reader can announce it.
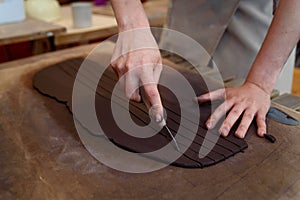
[196,82,271,138]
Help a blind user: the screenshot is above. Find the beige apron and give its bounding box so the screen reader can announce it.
[160,0,295,93]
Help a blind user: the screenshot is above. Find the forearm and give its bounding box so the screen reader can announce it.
[246,0,300,94]
[111,0,149,32]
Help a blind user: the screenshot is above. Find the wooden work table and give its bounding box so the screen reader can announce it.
[54,6,117,46]
[0,0,168,48]
[0,42,300,199]
[54,0,168,47]
[0,18,65,46]
[92,0,169,27]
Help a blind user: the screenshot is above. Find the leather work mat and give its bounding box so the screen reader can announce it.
[33,57,250,168]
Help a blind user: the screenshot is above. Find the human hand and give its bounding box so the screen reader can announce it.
[111,28,164,121]
[196,82,271,138]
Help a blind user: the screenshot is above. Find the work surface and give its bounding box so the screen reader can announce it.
[0,0,167,48]
[0,42,300,199]
[0,18,65,45]
[54,0,168,46]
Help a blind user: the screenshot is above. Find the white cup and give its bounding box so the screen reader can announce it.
[71,2,92,28]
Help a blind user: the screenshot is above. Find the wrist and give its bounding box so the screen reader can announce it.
[245,78,273,95]
[246,61,282,95]
[118,18,150,32]
[111,0,150,32]
[116,10,150,32]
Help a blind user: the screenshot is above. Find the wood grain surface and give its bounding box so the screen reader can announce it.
[92,0,169,27]
[54,6,117,46]
[54,1,168,46]
[0,18,65,45]
[0,42,300,199]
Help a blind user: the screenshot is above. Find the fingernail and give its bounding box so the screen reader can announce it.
[131,94,141,102]
[206,121,211,129]
[136,95,141,102]
[259,131,265,138]
[235,131,244,139]
[197,96,206,104]
[206,120,213,129]
[219,128,228,137]
[155,114,162,122]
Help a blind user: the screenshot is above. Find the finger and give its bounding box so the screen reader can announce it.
[206,101,233,129]
[144,85,163,122]
[111,57,125,78]
[141,71,163,121]
[219,104,246,137]
[111,42,121,63]
[235,110,255,138]
[125,70,141,102]
[153,61,162,83]
[111,57,127,92]
[196,89,225,103]
[256,111,267,137]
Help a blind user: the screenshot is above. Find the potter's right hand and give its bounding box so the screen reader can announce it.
[111,28,164,122]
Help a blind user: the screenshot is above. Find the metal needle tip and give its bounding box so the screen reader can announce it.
[165,125,180,151]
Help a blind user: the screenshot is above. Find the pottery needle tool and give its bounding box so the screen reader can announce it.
[158,117,180,151]
[141,88,180,151]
